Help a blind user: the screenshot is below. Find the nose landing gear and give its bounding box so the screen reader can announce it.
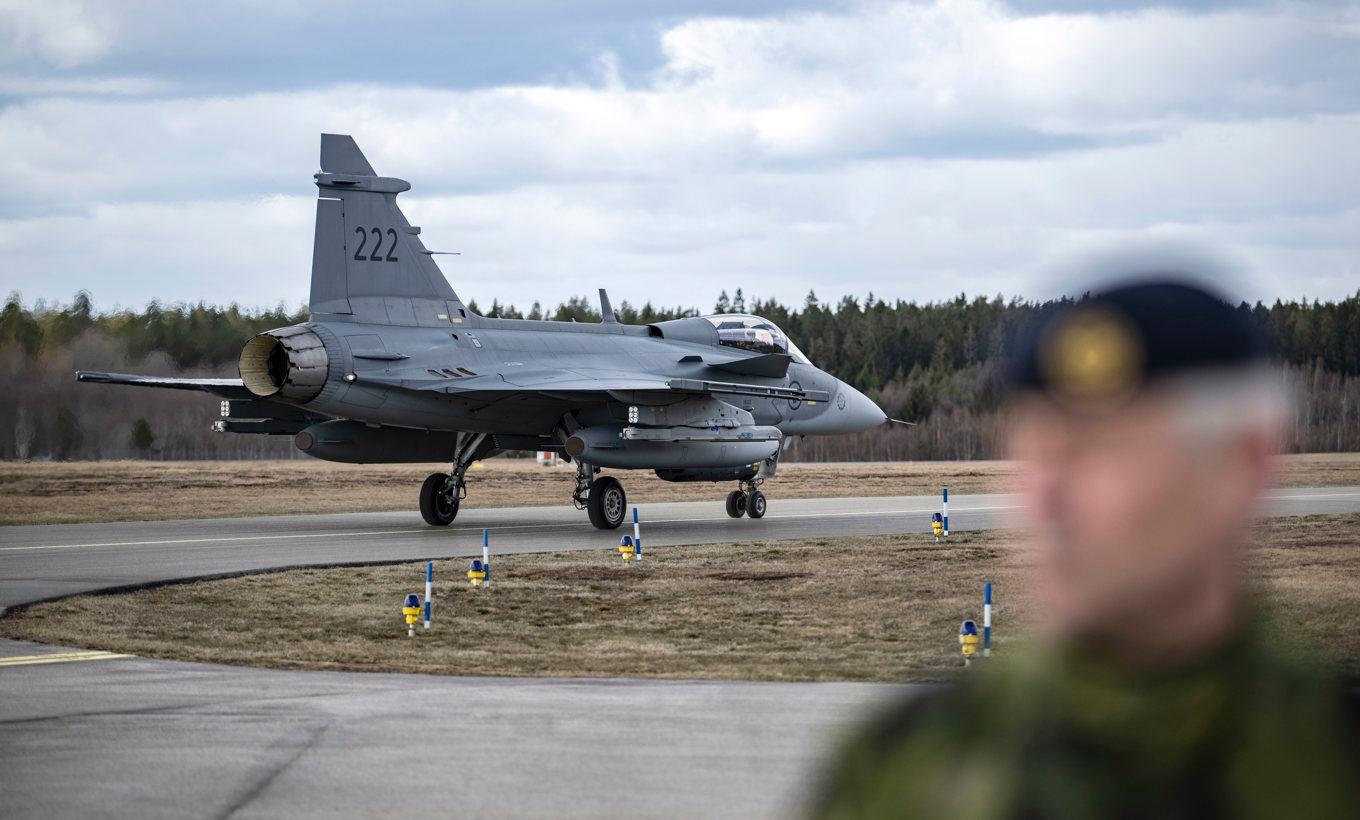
[747,488,767,518]
[725,478,766,519]
[724,489,746,517]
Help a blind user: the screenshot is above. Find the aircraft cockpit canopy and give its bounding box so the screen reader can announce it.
[703,314,810,364]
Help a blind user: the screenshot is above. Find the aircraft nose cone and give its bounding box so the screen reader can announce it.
[841,381,888,430]
[819,380,887,434]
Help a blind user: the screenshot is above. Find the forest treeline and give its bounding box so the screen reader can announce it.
[3,288,1358,461]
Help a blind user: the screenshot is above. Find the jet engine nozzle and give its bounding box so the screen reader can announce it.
[239,325,329,402]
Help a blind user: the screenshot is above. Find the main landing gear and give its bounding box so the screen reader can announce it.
[725,477,766,520]
[419,432,494,526]
[572,459,627,530]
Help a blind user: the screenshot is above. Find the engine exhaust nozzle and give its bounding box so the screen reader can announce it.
[238,325,328,402]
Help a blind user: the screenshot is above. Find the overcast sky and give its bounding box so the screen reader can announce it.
[2,0,1357,314]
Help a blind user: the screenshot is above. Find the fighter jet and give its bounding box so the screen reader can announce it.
[77,134,890,529]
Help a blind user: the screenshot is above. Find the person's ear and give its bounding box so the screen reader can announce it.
[1238,426,1277,496]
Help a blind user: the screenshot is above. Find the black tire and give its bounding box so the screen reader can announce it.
[419,472,459,526]
[725,489,747,518]
[587,476,627,529]
[746,490,767,519]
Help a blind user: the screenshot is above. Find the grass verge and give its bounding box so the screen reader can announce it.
[2,453,1355,526]
[0,459,1017,526]
[3,514,1356,682]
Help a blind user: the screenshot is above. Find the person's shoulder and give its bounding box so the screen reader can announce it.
[808,685,962,819]
[1243,637,1357,707]
[857,683,962,754]
[838,661,1047,770]
[1237,637,1360,754]
[809,669,1040,818]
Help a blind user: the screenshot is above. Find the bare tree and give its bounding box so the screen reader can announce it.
[14,405,34,460]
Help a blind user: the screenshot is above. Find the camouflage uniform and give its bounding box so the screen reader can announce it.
[816,281,1360,818]
[815,627,1360,819]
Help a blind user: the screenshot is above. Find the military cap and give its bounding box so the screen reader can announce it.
[1005,278,1266,405]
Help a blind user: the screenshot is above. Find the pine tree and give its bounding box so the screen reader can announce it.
[0,289,1357,461]
[130,418,156,453]
[52,408,83,460]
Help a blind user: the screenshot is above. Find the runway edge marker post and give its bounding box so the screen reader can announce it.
[483,529,491,590]
[943,486,949,538]
[633,507,642,562]
[983,581,992,657]
[424,561,433,629]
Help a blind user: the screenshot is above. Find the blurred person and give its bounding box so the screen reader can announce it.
[814,278,1360,818]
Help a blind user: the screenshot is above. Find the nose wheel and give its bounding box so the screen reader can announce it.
[725,489,747,517]
[725,485,766,519]
[747,489,767,518]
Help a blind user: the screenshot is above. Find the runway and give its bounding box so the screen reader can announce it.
[4,487,1358,611]
[2,487,1358,817]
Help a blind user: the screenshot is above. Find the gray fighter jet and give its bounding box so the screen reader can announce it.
[77,134,890,529]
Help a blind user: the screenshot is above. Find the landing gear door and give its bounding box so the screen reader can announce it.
[758,446,781,479]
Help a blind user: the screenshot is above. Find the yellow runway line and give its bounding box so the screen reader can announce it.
[0,650,131,668]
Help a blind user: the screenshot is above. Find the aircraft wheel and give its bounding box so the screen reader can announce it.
[725,489,747,518]
[419,473,459,526]
[587,476,626,530]
[746,490,767,519]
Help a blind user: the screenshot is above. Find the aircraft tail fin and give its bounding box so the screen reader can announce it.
[309,134,470,326]
[320,134,375,176]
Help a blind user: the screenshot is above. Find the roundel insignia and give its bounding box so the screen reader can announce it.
[1037,306,1143,403]
[787,381,802,410]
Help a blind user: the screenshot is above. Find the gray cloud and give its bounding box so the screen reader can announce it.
[1,0,1357,313]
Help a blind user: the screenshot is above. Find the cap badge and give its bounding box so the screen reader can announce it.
[1038,306,1142,402]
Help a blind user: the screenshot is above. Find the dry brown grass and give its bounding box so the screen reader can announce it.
[1243,513,1360,668]
[4,514,1356,682]
[0,459,1020,526]
[2,453,1356,527]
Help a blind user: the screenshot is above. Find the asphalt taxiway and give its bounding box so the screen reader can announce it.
[0,491,1029,610]
[0,637,904,818]
[2,487,1358,817]
[4,487,1358,611]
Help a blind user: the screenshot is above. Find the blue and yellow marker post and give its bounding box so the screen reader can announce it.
[931,512,944,542]
[467,559,487,589]
[468,529,492,589]
[618,507,644,562]
[402,593,422,637]
[959,619,980,667]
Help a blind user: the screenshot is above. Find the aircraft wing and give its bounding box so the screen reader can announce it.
[75,371,256,400]
[357,369,831,404]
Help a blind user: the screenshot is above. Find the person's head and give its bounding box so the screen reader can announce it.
[1005,279,1284,661]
